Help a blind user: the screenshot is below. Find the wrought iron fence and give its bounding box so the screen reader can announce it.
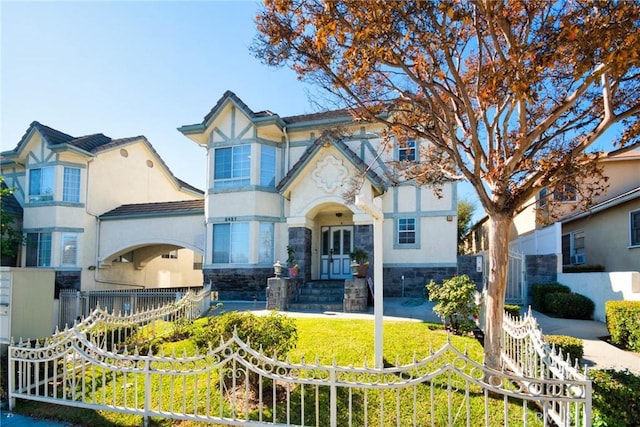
[9,295,591,427]
[502,307,591,426]
[58,285,207,330]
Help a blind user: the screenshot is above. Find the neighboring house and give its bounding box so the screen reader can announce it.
[0,121,205,293]
[178,91,458,300]
[0,180,24,266]
[462,148,640,273]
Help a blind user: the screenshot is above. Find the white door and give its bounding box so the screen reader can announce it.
[320,226,353,279]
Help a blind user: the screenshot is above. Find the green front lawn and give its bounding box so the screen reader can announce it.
[12,316,546,426]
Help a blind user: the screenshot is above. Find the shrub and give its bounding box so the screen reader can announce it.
[194,311,298,396]
[590,369,640,427]
[562,264,605,273]
[544,292,594,319]
[426,274,479,335]
[194,311,298,357]
[605,301,640,351]
[544,335,583,365]
[530,283,571,312]
[504,304,521,318]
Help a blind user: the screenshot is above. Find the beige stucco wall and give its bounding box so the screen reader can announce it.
[93,248,202,289]
[563,198,640,272]
[1,268,55,341]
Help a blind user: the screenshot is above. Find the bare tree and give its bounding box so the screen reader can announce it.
[254,0,640,369]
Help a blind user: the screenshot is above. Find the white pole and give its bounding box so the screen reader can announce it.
[373,215,383,368]
[355,195,384,368]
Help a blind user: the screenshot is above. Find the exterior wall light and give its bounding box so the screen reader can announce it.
[273,260,283,278]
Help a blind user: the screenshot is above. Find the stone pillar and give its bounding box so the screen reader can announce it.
[343,278,369,312]
[266,277,287,310]
[288,227,312,283]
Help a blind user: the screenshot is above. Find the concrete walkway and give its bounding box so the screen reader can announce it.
[532,310,640,374]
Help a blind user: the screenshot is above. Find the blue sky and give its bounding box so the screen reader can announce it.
[1,1,315,191]
[1,1,483,215]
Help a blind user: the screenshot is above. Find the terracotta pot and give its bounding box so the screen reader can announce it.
[356,264,369,278]
[288,267,299,278]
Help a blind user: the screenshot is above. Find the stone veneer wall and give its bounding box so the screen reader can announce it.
[457,255,484,290]
[353,225,373,264]
[288,227,312,283]
[203,268,272,301]
[55,270,81,298]
[525,254,558,285]
[383,266,457,297]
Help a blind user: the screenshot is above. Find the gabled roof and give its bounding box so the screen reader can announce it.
[100,199,204,220]
[4,121,114,157]
[561,186,640,224]
[277,131,387,195]
[2,122,203,196]
[179,91,359,136]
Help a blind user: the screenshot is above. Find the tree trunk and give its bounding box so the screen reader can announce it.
[484,214,512,371]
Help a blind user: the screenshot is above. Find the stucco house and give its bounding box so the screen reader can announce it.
[178,91,459,300]
[463,148,640,273]
[0,121,205,293]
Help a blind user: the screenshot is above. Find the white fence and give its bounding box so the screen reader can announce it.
[502,308,591,426]
[9,296,591,427]
[482,251,527,304]
[58,285,207,330]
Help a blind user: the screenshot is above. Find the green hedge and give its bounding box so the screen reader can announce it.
[562,264,605,273]
[530,283,571,312]
[605,301,640,351]
[504,304,521,318]
[544,335,583,365]
[590,369,640,427]
[544,292,594,320]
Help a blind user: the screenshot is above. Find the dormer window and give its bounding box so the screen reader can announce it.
[29,167,54,202]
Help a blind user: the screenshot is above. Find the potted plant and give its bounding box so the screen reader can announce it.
[286,245,299,277]
[349,248,369,278]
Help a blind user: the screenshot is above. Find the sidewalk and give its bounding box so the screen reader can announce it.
[0,411,70,426]
[532,310,640,374]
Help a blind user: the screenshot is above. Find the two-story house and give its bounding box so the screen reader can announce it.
[463,148,640,273]
[178,91,458,300]
[0,121,205,293]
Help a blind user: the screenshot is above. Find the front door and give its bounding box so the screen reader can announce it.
[320,226,353,279]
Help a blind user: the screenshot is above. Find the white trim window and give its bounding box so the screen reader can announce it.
[63,167,81,202]
[61,233,78,266]
[538,187,548,207]
[214,145,251,188]
[398,139,416,162]
[161,250,178,259]
[554,183,577,202]
[630,209,640,247]
[562,230,586,265]
[213,222,249,263]
[258,223,274,264]
[26,232,52,267]
[260,146,276,187]
[398,218,416,244]
[29,167,55,202]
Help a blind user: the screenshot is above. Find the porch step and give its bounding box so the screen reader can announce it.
[288,302,345,312]
[292,280,344,312]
